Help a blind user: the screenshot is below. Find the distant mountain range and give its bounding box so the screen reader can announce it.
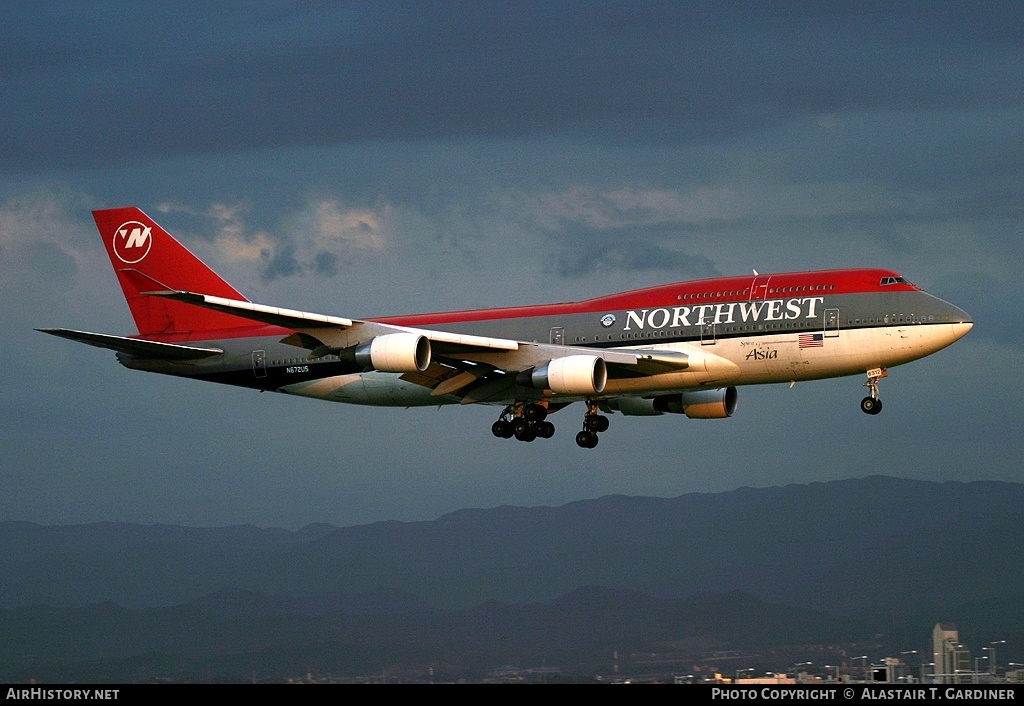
[1,476,1021,682]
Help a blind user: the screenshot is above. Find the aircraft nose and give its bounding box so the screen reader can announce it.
[950,305,973,340]
[952,320,973,341]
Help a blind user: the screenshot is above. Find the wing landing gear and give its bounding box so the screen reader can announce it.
[576,401,610,449]
[491,419,514,438]
[491,400,609,448]
[492,402,555,442]
[861,367,887,415]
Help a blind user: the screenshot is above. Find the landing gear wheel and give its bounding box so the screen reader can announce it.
[860,396,883,415]
[515,425,537,442]
[524,403,548,422]
[512,419,531,437]
[576,430,599,448]
[584,414,609,432]
[535,421,555,438]
[492,420,513,438]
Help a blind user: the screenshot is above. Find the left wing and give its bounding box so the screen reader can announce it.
[149,290,692,401]
[150,290,520,355]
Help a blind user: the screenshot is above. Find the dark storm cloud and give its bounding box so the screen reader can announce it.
[551,222,720,279]
[312,250,340,278]
[260,242,301,282]
[3,1,1022,172]
[2,2,1021,531]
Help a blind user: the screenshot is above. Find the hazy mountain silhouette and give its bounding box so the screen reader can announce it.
[3,476,1020,611]
[1,477,1021,681]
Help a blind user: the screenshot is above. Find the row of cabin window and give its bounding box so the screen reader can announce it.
[847,314,936,325]
[676,284,835,300]
[269,354,340,365]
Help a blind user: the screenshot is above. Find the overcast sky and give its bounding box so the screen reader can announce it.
[2,1,1021,529]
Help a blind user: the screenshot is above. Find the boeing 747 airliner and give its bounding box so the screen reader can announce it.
[40,208,973,448]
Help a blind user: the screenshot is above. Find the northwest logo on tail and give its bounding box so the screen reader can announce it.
[112,221,152,264]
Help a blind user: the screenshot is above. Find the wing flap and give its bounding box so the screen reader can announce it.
[429,363,495,396]
[612,349,690,375]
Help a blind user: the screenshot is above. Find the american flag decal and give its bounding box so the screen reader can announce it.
[799,333,824,348]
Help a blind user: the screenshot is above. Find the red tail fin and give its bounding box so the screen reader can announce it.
[94,207,253,337]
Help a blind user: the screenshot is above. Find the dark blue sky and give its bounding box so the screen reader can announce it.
[2,2,1020,528]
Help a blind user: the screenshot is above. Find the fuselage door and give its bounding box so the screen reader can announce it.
[750,274,771,301]
[252,350,267,378]
[550,327,564,345]
[824,308,840,338]
[701,319,716,346]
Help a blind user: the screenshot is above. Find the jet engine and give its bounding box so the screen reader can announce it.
[354,333,431,373]
[525,355,607,395]
[611,387,738,419]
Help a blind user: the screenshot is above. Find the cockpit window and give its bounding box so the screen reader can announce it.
[880,276,910,286]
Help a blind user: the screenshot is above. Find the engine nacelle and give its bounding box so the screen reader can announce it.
[528,355,607,395]
[654,387,738,419]
[354,333,431,373]
[612,388,738,418]
[609,397,664,416]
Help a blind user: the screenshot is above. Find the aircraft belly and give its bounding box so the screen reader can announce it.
[720,324,964,385]
[280,373,458,407]
[822,325,959,369]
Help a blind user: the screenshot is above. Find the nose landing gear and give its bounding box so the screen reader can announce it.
[860,367,887,415]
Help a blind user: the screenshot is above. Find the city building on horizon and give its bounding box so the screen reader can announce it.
[933,622,972,684]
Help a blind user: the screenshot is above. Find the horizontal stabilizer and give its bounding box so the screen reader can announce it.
[36,328,223,360]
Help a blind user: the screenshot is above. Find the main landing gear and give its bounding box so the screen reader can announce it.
[575,401,609,449]
[491,400,611,448]
[491,403,554,443]
[860,367,887,415]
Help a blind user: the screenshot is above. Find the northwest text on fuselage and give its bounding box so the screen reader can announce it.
[622,297,825,331]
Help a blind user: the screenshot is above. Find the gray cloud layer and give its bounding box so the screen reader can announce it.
[4,2,1022,171]
[1,2,1021,528]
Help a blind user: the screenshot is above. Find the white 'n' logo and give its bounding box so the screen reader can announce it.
[112,221,153,264]
[122,226,151,249]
